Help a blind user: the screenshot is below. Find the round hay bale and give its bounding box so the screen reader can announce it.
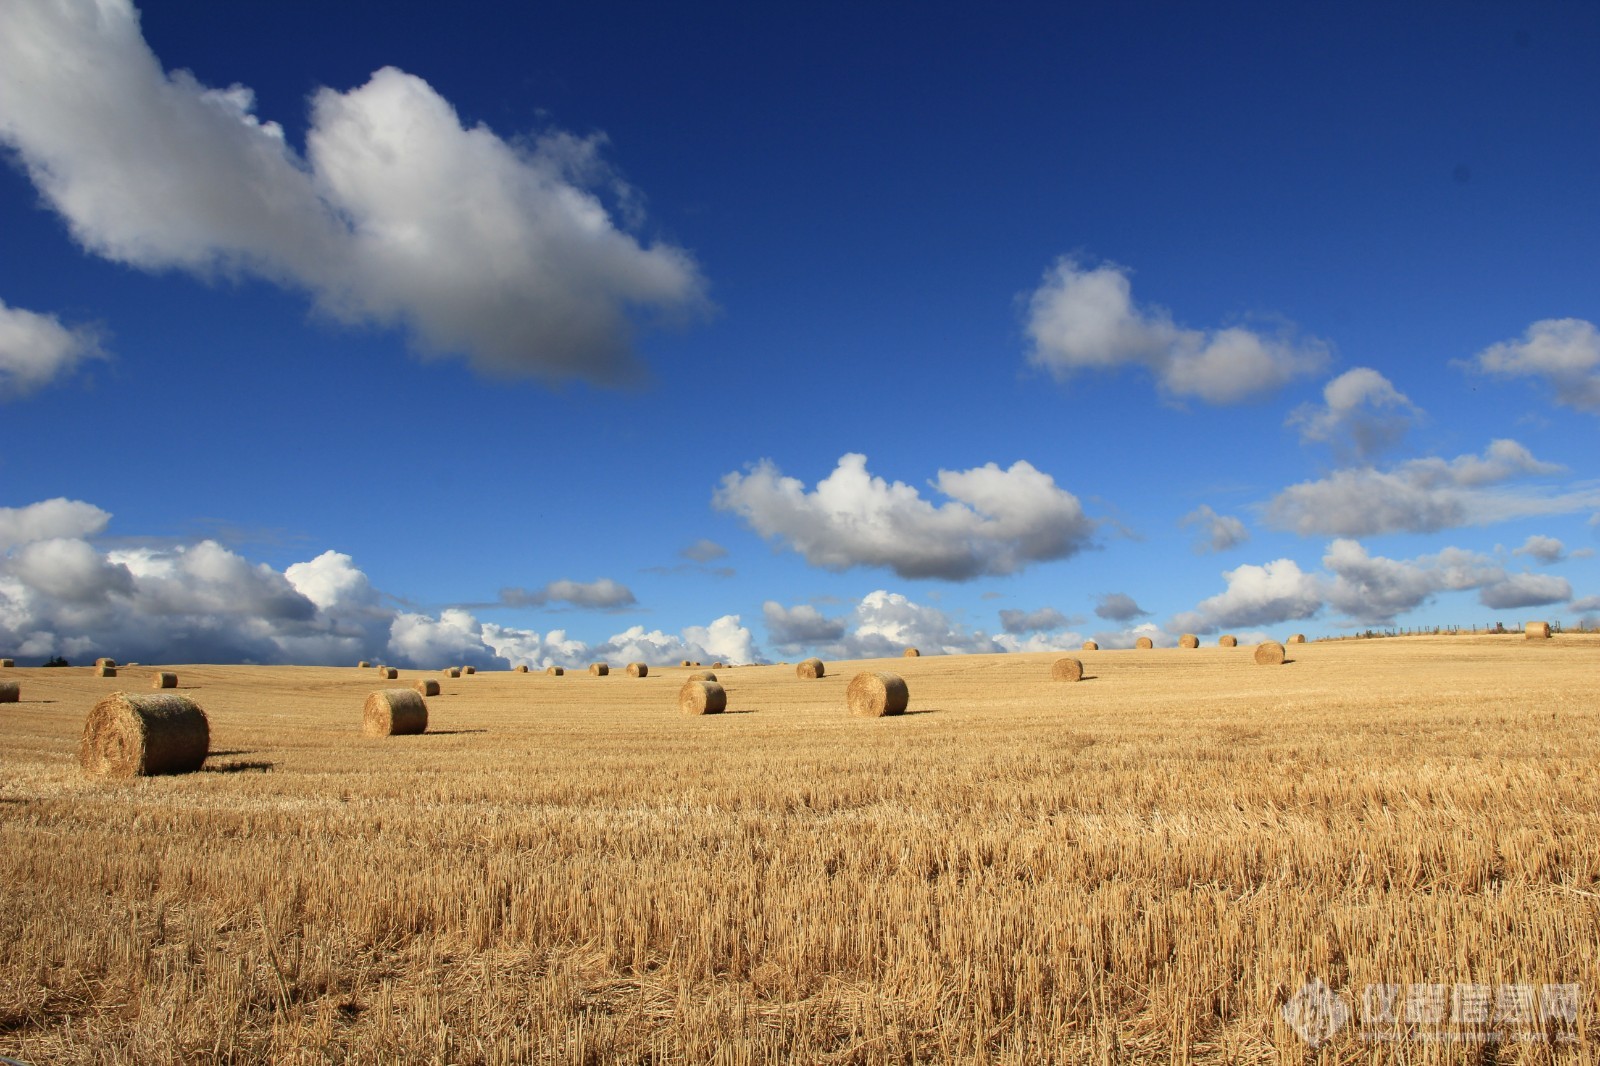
[1135,637,1153,650]
[444,667,461,678]
[712,661,725,669]
[152,671,177,690]
[626,662,648,678]
[514,664,530,673]
[95,657,117,668]
[1179,634,1199,649]
[589,663,610,676]
[363,688,427,737]
[462,665,476,675]
[1050,657,1084,682]
[1,658,15,667]
[687,670,718,682]
[1219,635,1237,648]
[0,681,18,703]
[902,647,920,657]
[357,660,371,668]
[847,671,909,717]
[1254,641,1286,666]
[1525,621,1551,640]
[796,657,826,679]
[79,692,209,777]
[680,659,692,667]
[1081,641,1098,651]
[95,664,117,678]
[414,678,441,697]
[1287,634,1306,644]
[379,666,398,680]
[545,666,564,676]
[679,679,726,715]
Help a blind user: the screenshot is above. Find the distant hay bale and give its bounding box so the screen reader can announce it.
[1219,635,1238,647]
[1179,634,1199,649]
[357,660,371,669]
[589,663,610,676]
[514,664,530,673]
[679,679,727,715]
[626,662,648,678]
[1288,634,1306,644]
[79,692,209,777]
[1135,637,1153,650]
[1254,641,1286,666]
[680,659,693,667]
[95,664,117,678]
[379,667,398,680]
[0,681,18,703]
[363,688,428,737]
[463,666,476,675]
[0,658,14,668]
[1525,621,1551,640]
[95,658,117,668]
[414,678,441,697]
[1081,641,1098,651]
[847,671,909,717]
[152,671,177,689]
[796,657,826,679]
[712,661,725,669]
[1050,657,1084,682]
[444,667,460,678]
[545,666,564,676]
[903,647,920,657]
[687,670,718,682]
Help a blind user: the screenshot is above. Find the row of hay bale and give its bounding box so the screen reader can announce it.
[675,668,909,718]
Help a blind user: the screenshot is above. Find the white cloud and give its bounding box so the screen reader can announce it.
[498,578,636,610]
[1170,559,1322,633]
[762,601,848,650]
[1286,367,1422,458]
[1023,257,1327,403]
[1093,592,1149,622]
[0,0,705,384]
[1321,539,1500,626]
[284,550,378,610]
[0,298,104,397]
[1512,535,1565,564]
[1470,318,1600,413]
[1478,573,1572,610]
[1179,504,1249,554]
[761,590,1082,658]
[0,498,111,550]
[1265,439,1588,537]
[714,453,1095,581]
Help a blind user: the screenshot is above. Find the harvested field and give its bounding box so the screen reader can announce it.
[0,636,1597,1063]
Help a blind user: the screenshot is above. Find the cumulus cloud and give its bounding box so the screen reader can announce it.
[1023,257,1327,403]
[1321,539,1500,626]
[0,498,110,550]
[1512,535,1565,564]
[761,590,1083,658]
[762,601,848,649]
[1287,367,1422,459]
[0,0,705,384]
[1478,573,1571,610]
[0,298,104,397]
[714,453,1095,581]
[1179,505,1249,554]
[1094,592,1149,622]
[997,607,1073,634]
[1469,318,1600,413]
[1265,439,1587,537]
[498,578,636,610]
[1568,595,1600,614]
[1169,559,1322,633]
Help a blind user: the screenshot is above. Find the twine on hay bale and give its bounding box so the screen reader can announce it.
[1525,621,1551,640]
[363,688,427,737]
[1254,641,1286,666]
[379,667,398,680]
[79,692,209,777]
[1135,637,1153,650]
[1287,634,1306,644]
[96,664,117,677]
[152,671,177,690]
[626,662,649,678]
[589,663,610,676]
[545,666,564,676]
[1219,635,1238,647]
[902,648,920,657]
[679,679,726,715]
[847,671,909,717]
[1179,634,1199,649]
[443,667,460,678]
[1081,641,1098,651]
[796,658,825,679]
[0,681,18,703]
[1051,657,1084,682]
[414,678,441,697]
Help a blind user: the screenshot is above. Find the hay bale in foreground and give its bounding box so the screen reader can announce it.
[847,671,909,717]
[152,671,177,689]
[414,678,441,697]
[357,660,371,668]
[1051,657,1083,682]
[444,667,461,678]
[1135,637,1153,650]
[79,692,209,777]
[1081,641,1098,651]
[903,647,920,657]
[589,663,610,676]
[1525,621,1551,640]
[1179,634,1199,649]
[679,679,726,715]
[545,666,564,676]
[363,689,427,737]
[626,662,648,678]
[1255,641,1286,666]
[1219,635,1238,647]
[514,664,530,673]
[1287,634,1306,644]
[379,667,398,680]
[796,657,825,679]
[0,681,18,703]
[96,664,117,677]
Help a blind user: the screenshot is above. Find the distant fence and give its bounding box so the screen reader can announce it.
[1318,621,1595,641]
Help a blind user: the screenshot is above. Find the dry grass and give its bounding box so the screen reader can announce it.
[1,637,1597,1063]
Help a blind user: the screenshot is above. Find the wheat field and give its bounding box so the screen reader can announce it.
[1,636,1596,1064]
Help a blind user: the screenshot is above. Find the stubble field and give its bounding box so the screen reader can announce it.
[1,635,1596,1064]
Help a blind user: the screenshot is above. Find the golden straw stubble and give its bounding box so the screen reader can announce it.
[846,671,909,717]
[79,692,209,777]
[796,658,825,679]
[1050,657,1083,682]
[363,689,428,737]
[1254,641,1286,666]
[678,679,726,715]
[152,671,177,689]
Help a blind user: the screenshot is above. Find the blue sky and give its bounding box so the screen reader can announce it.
[1,0,1597,667]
